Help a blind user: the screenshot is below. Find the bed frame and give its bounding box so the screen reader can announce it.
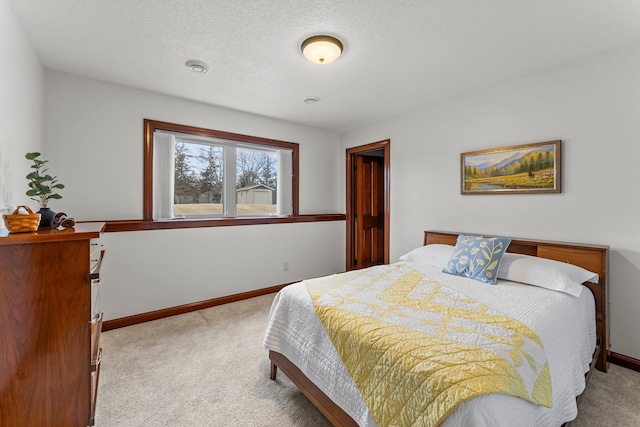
[269,230,610,427]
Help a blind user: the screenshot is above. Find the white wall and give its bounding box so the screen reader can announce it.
[340,41,640,360]
[45,71,342,219]
[44,71,345,321]
[0,0,44,221]
[100,222,345,320]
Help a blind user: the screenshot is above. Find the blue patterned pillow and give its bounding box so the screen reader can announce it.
[442,235,511,284]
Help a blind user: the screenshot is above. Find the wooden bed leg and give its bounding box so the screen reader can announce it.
[267,350,360,426]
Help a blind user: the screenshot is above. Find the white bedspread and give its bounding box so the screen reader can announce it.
[263,262,596,427]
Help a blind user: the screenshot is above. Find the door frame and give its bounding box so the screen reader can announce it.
[346,139,390,270]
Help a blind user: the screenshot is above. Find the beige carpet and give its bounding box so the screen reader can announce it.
[95,293,640,427]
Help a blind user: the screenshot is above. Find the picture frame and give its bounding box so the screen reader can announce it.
[461,140,561,194]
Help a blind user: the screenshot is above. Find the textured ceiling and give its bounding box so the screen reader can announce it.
[7,0,640,132]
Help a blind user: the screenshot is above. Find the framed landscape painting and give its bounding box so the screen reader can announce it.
[461,140,561,194]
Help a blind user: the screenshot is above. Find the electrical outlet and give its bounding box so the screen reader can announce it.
[283,262,289,272]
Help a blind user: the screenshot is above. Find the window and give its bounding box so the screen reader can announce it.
[144,120,298,221]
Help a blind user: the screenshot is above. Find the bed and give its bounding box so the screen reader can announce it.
[263,230,609,426]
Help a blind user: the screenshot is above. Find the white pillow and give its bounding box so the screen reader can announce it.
[399,244,454,268]
[497,253,599,297]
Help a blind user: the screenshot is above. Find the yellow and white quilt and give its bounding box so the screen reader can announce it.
[306,263,552,427]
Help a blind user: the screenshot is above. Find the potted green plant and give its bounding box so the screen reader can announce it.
[25,152,65,228]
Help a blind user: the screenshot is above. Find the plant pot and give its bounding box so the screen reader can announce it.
[37,208,56,229]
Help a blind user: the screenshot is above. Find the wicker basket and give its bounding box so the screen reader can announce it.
[3,205,41,233]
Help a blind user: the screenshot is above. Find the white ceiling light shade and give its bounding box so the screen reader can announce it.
[185,60,208,73]
[301,35,343,64]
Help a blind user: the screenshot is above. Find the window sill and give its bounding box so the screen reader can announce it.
[103,214,346,233]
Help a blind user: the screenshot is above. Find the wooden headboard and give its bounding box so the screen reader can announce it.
[424,230,610,372]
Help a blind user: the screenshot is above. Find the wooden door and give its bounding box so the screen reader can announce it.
[355,155,385,268]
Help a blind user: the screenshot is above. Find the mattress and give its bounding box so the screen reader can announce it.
[263,262,596,427]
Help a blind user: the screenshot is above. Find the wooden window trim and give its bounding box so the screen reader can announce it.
[143,119,300,224]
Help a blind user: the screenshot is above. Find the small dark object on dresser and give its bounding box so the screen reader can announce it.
[51,212,76,229]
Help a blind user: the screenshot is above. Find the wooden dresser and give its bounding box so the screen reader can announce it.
[0,222,105,427]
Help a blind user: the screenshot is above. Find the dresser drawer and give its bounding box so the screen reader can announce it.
[91,311,103,368]
[89,237,105,426]
[90,240,105,280]
[90,348,102,426]
[91,279,101,316]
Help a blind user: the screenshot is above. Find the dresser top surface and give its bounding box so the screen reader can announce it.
[0,222,105,245]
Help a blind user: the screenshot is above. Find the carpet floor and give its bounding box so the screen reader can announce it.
[95,293,640,426]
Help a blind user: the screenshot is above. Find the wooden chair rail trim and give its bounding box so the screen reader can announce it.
[98,214,346,233]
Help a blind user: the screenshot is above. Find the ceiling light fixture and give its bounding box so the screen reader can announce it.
[301,35,343,65]
[185,60,208,73]
[303,96,320,104]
